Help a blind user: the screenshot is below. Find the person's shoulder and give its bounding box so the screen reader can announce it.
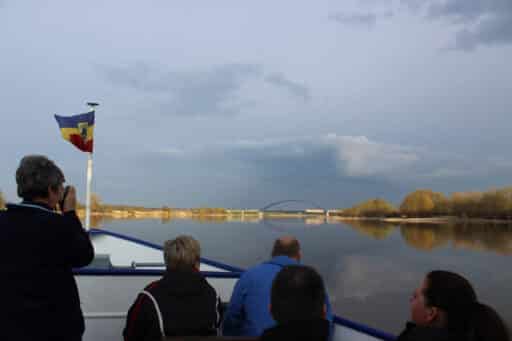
[202,276,220,297]
[0,210,6,225]
[397,323,453,341]
[143,279,162,293]
[240,261,271,278]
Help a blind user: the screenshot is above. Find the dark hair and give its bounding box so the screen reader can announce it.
[271,238,300,258]
[270,265,325,323]
[16,155,65,200]
[424,270,509,341]
[470,303,510,341]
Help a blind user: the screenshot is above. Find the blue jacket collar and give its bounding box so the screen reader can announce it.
[265,255,299,267]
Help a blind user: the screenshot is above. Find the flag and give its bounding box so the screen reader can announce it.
[54,111,95,152]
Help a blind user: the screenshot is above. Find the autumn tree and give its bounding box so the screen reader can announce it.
[400,190,436,217]
[0,191,5,209]
[342,198,397,217]
[451,191,484,218]
[430,191,450,215]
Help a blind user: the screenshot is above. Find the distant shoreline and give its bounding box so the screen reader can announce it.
[76,209,512,225]
[331,216,512,225]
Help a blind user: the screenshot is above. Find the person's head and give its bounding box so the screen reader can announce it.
[271,235,301,261]
[270,265,326,324]
[163,235,201,272]
[410,270,510,341]
[16,155,65,207]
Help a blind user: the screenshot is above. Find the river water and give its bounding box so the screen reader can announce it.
[95,217,512,335]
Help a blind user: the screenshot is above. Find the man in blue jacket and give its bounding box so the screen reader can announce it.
[222,236,332,337]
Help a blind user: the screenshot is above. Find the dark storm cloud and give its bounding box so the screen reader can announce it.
[402,0,512,50]
[97,62,313,116]
[97,62,262,116]
[264,73,311,101]
[452,12,512,50]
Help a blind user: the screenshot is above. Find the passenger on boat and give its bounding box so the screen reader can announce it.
[397,270,510,341]
[123,235,221,341]
[0,155,95,341]
[259,265,330,341]
[222,236,332,337]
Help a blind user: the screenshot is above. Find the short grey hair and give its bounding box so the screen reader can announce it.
[163,235,201,271]
[16,155,65,200]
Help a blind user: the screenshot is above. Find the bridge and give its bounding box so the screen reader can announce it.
[260,199,326,215]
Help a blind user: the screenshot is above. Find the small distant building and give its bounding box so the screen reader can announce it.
[305,209,325,215]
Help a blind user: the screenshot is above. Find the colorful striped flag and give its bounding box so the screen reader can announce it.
[54,111,95,153]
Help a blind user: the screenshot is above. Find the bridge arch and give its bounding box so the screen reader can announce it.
[260,199,324,211]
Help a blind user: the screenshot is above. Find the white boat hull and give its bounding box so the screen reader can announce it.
[76,230,395,341]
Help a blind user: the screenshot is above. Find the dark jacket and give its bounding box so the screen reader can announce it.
[259,319,330,341]
[123,270,221,341]
[0,202,95,341]
[397,322,458,341]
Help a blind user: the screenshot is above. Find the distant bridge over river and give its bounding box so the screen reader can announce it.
[260,199,327,215]
[225,200,342,218]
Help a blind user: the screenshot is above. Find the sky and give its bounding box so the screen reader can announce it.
[1,0,511,209]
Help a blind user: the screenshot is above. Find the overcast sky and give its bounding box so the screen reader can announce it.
[1,0,511,208]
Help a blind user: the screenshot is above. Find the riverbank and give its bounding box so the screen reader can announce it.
[331,216,512,225]
[76,208,512,225]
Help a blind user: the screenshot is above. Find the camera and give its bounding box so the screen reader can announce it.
[59,186,70,211]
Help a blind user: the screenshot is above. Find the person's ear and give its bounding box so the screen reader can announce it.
[47,185,57,198]
[425,306,439,323]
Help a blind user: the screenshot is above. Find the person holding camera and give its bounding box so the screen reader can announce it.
[0,155,95,341]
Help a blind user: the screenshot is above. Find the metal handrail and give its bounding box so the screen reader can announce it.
[85,312,126,319]
[83,228,397,340]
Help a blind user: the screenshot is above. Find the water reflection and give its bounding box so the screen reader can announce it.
[342,220,396,240]
[400,224,451,251]
[99,217,512,333]
[341,220,512,255]
[90,214,512,255]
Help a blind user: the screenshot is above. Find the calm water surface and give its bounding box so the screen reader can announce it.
[96,217,512,335]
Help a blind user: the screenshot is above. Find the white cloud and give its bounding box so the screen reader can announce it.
[324,134,419,177]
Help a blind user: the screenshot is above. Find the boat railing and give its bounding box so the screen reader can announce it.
[131,261,166,268]
[75,266,396,340]
[164,337,257,341]
[83,228,397,341]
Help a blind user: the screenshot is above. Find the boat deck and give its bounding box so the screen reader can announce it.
[75,229,396,341]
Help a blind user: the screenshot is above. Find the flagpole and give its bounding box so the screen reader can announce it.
[85,152,93,230]
[84,102,98,230]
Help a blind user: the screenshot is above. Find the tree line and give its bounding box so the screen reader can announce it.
[76,194,173,213]
[0,191,5,209]
[3,186,512,219]
[338,187,512,219]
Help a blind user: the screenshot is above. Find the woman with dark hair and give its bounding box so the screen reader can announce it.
[398,270,509,341]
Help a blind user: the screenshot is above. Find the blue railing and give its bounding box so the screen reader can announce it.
[75,268,241,278]
[79,228,396,341]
